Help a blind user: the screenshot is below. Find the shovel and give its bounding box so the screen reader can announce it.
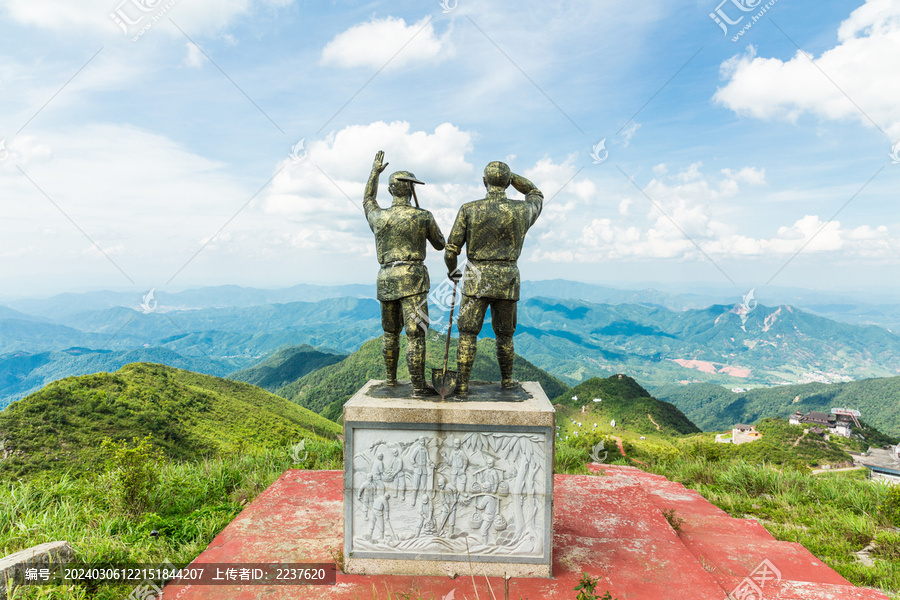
[431,278,459,399]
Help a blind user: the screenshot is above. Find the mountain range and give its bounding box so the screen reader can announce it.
[3,282,900,411]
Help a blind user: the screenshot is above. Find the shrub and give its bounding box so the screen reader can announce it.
[100,434,164,515]
[880,484,900,527]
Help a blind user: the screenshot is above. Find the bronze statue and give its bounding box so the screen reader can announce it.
[364,150,446,396]
[444,161,543,395]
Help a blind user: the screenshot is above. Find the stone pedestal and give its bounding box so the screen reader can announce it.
[342,380,555,578]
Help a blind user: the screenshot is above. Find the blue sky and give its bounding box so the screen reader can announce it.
[1,0,898,303]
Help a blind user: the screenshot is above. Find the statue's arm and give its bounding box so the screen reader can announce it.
[444,208,467,277]
[510,172,543,226]
[428,214,446,251]
[363,151,389,227]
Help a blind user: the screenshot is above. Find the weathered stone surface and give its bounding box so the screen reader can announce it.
[343,380,555,577]
[0,541,74,600]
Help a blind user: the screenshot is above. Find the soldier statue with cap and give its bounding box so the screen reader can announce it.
[444,161,543,395]
[364,150,446,396]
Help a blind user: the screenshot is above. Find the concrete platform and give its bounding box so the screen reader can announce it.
[159,467,891,599]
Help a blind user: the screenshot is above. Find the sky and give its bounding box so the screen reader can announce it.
[1,0,899,304]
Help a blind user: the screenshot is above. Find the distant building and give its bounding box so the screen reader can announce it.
[715,424,762,445]
[731,387,747,393]
[863,464,900,485]
[789,410,856,438]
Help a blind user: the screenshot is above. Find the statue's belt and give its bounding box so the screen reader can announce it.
[464,259,518,267]
[381,260,425,267]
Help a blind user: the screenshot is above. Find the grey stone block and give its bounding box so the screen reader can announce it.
[343,381,555,578]
[0,541,74,599]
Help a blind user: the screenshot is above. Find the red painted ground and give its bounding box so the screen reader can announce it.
[159,466,890,600]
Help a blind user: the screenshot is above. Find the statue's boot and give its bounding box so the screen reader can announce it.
[383,332,400,385]
[455,334,478,396]
[408,336,435,396]
[497,334,516,388]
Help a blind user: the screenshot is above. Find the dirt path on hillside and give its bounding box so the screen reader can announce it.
[647,414,662,431]
[811,466,866,475]
[792,430,807,447]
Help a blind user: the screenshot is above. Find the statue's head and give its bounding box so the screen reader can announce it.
[388,171,424,198]
[483,161,511,190]
[453,438,461,449]
[486,457,495,468]
[392,448,399,457]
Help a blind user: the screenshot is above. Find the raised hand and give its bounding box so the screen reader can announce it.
[372,150,389,175]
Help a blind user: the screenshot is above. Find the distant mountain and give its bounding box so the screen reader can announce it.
[4,284,376,321]
[0,307,48,322]
[513,298,900,387]
[0,363,341,478]
[654,377,900,437]
[0,347,234,410]
[54,297,382,355]
[228,345,347,392]
[0,319,113,354]
[520,280,712,309]
[553,374,701,436]
[277,334,570,421]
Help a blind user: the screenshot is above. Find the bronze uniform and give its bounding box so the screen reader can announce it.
[445,185,543,392]
[364,178,445,391]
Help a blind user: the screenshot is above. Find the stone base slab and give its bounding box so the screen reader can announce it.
[342,380,555,578]
[345,557,550,579]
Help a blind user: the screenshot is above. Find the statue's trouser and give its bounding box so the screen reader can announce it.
[456,296,518,393]
[381,293,429,390]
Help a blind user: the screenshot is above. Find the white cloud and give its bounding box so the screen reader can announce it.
[720,167,765,185]
[320,16,453,70]
[183,42,204,68]
[526,163,899,263]
[617,122,640,147]
[714,0,900,140]
[261,121,477,250]
[0,0,292,36]
[0,123,250,286]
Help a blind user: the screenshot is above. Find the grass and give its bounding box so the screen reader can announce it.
[2,406,899,599]
[0,439,342,600]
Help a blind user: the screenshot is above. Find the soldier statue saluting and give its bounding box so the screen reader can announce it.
[364,150,446,396]
[444,161,543,395]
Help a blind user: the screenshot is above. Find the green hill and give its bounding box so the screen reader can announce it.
[278,333,570,421]
[654,377,900,437]
[0,347,235,409]
[553,374,701,436]
[0,363,341,479]
[227,344,346,392]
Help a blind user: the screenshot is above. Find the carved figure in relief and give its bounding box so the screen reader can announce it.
[385,447,407,501]
[435,478,460,536]
[474,457,502,545]
[410,437,432,505]
[371,451,387,495]
[366,493,392,541]
[443,438,469,494]
[358,473,377,518]
[415,495,436,537]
